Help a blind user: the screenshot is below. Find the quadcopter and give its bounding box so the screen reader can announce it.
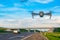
[31,11,52,19]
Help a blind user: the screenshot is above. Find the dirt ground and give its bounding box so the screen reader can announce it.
[24,33,47,40]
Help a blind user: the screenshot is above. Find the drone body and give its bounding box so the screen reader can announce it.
[32,11,52,19]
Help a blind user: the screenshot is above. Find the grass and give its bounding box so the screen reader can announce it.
[0,27,7,33]
[43,32,60,40]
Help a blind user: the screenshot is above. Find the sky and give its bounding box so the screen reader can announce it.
[0,0,60,29]
[0,0,60,19]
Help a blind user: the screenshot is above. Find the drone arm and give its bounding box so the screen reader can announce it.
[32,13,39,18]
[44,13,52,19]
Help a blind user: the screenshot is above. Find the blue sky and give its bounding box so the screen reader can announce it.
[0,0,60,29]
[0,0,60,19]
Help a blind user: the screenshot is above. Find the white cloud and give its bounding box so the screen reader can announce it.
[0,4,4,7]
[1,7,27,12]
[14,3,21,7]
[0,16,60,29]
[51,6,60,12]
[30,0,53,4]
[0,3,27,12]
[0,5,60,19]
[14,3,25,7]
[0,4,29,19]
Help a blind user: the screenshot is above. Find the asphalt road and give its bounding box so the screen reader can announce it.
[0,32,34,40]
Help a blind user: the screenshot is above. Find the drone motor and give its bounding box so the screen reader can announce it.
[39,11,44,17]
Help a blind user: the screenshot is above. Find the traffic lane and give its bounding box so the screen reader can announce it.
[0,32,34,40]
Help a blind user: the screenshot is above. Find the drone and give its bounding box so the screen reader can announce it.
[31,11,52,19]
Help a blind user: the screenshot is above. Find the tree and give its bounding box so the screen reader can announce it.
[53,28,60,32]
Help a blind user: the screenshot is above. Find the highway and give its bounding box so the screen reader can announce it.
[0,32,34,40]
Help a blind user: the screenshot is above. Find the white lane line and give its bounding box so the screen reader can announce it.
[0,33,11,34]
[8,36,25,39]
[21,35,33,40]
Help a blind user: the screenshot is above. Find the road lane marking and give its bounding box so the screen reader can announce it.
[21,35,33,40]
[8,36,24,39]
